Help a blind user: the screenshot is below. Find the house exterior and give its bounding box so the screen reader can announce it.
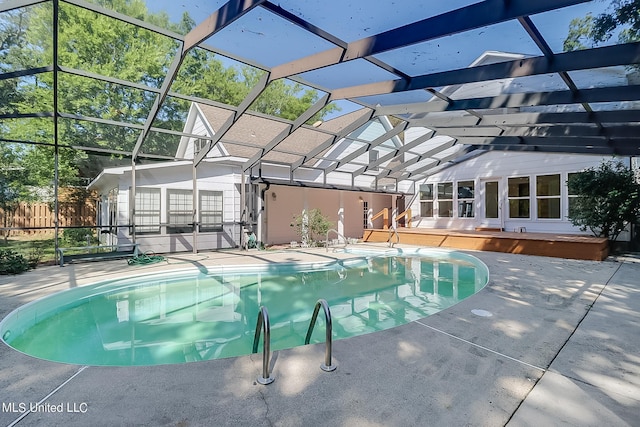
[403,51,639,242]
[406,131,631,239]
[88,51,639,253]
[88,103,398,253]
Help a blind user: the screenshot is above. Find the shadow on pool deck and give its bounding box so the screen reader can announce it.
[0,246,638,426]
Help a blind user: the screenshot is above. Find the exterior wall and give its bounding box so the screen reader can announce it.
[263,185,393,245]
[96,162,242,253]
[408,150,630,239]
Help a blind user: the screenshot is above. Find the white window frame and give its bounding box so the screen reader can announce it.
[536,174,561,220]
[437,182,453,218]
[507,176,530,219]
[419,183,434,218]
[167,189,193,234]
[457,180,475,218]
[199,190,224,232]
[134,187,161,234]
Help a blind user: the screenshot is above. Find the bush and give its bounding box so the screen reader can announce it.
[567,160,640,242]
[62,227,97,246]
[0,249,31,275]
[290,209,334,246]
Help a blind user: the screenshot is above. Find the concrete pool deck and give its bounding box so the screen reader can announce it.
[0,245,638,426]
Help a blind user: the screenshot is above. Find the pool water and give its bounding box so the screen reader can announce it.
[1,249,488,366]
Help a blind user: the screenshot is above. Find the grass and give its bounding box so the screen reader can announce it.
[0,234,57,264]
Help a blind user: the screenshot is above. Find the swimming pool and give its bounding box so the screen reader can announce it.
[1,248,489,366]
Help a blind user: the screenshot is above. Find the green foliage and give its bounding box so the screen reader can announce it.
[567,160,640,241]
[1,144,39,242]
[0,2,340,186]
[0,249,31,275]
[564,0,640,51]
[61,227,98,246]
[290,209,334,247]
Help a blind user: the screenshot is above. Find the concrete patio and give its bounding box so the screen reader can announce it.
[0,246,638,426]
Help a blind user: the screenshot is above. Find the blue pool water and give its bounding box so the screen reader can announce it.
[1,248,488,366]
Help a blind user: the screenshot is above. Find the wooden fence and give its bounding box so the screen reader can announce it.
[1,201,96,236]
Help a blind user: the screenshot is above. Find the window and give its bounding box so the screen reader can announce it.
[536,174,561,219]
[195,138,208,155]
[567,172,585,218]
[107,187,118,234]
[199,190,223,232]
[508,177,530,218]
[419,184,433,217]
[362,201,369,229]
[167,190,193,233]
[457,180,474,218]
[134,188,160,234]
[437,182,453,217]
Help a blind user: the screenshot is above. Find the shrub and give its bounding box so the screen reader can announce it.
[290,209,334,246]
[0,249,31,275]
[567,160,640,242]
[62,227,97,246]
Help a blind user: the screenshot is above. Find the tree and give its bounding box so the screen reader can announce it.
[1,1,339,186]
[290,209,334,247]
[567,160,640,242]
[564,0,640,51]
[0,144,37,243]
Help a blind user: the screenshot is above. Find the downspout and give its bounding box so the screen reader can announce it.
[192,161,198,254]
[260,182,270,246]
[240,171,246,250]
[131,159,136,245]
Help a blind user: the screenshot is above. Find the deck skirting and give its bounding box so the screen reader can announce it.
[362,228,609,261]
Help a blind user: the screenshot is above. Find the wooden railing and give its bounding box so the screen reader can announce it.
[370,207,412,230]
[371,208,389,230]
[395,208,412,228]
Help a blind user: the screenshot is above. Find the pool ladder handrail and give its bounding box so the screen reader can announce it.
[304,299,337,372]
[252,306,275,385]
[325,228,348,252]
[388,225,400,248]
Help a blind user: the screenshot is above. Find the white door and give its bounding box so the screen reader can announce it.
[481,179,502,229]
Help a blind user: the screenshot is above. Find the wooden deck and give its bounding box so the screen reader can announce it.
[362,228,609,261]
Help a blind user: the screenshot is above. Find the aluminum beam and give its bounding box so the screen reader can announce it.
[269,0,587,80]
[331,42,640,100]
[373,138,457,179]
[133,0,264,160]
[409,110,640,128]
[184,0,266,51]
[242,93,330,172]
[436,124,640,139]
[454,135,640,152]
[412,85,640,114]
[194,71,271,166]
[400,147,476,180]
[324,122,407,173]
[473,144,637,156]
[352,130,441,176]
[0,66,53,81]
[0,0,47,13]
[64,0,183,40]
[290,110,374,170]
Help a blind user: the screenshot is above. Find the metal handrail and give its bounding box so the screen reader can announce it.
[304,299,337,372]
[325,228,348,252]
[388,226,400,248]
[252,306,274,385]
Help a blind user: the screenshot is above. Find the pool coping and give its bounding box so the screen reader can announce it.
[1,244,639,426]
[1,246,490,367]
